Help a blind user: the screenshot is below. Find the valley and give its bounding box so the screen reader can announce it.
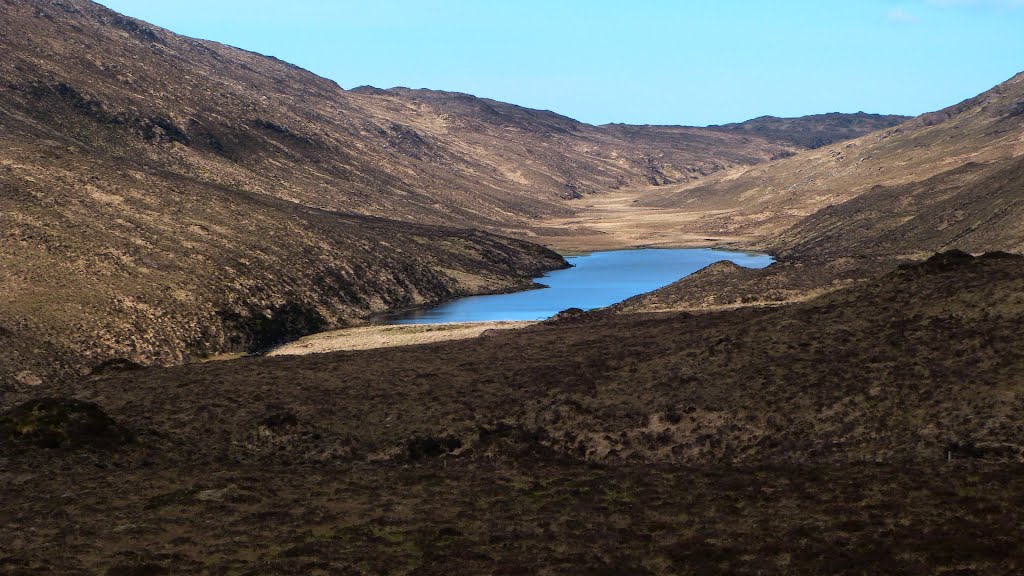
[534,188,764,252]
[0,0,907,382]
[2,0,1024,574]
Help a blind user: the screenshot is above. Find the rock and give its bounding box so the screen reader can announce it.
[14,371,42,386]
[261,411,299,429]
[544,307,586,324]
[89,358,144,376]
[105,563,168,576]
[903,249,976,273]
[0,398,132,450]
[196,486,235,502]
[407,435,462,460]
[980,251,1023,260]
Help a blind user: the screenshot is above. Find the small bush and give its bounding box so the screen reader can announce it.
[0,398,132,450]
[407,435,462,459]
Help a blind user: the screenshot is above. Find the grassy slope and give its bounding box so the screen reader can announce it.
[638,72,1024,241]
[0,135,567,384]
[772,155,1024,259]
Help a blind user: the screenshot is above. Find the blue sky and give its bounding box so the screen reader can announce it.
[95,1,1024,126]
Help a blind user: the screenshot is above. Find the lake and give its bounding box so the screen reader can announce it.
[378,248,773,324]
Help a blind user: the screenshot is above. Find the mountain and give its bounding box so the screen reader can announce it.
[0,0,908,384]
[709,111,910,149]
[0,0,903,238]
[5,2,1024,571]
[0,0,804,239]
[637,72,1024,243]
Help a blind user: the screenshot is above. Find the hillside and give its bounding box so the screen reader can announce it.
[709,111,910,149]
[772,155,1024,259]
[30,251,1024,466]
[42,250,1022,467]
[0,0,916,384]
[5,252,1024,573]
[0,145,567,386]
[612,72,1024,313]
[0,0,809,240]
[638,72,1024,241]
[0,0,579,385]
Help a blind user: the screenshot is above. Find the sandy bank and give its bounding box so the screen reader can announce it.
[266,321,536,356]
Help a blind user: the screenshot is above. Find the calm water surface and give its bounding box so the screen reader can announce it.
[382,248,773,324]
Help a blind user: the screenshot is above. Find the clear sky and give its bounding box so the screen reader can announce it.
[94,0,1024,126]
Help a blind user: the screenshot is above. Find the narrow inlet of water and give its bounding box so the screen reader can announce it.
[378,248,773,324]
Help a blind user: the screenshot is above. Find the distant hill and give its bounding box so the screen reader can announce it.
[708,112,910,149]
[349,86,809,197]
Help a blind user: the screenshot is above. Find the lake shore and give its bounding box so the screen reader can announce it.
[380,248,773,324]
[266,321,537,356]
[262,248,772,356]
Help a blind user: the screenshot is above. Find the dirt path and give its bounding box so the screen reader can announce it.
[266,321,536,356]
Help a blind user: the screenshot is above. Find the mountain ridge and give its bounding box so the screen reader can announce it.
[707,111,912,149]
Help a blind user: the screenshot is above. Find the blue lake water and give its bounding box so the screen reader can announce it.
[380,248,773,324]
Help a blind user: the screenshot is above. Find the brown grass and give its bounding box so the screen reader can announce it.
[266,321,536,355]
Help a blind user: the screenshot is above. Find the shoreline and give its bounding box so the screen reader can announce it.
[265,321,538,356]
[263,246,773,356]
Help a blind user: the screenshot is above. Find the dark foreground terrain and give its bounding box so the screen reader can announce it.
[4,251,1024,574]
[2,460,1021,575]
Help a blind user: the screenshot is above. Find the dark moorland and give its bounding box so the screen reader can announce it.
[5,252,1024,574]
